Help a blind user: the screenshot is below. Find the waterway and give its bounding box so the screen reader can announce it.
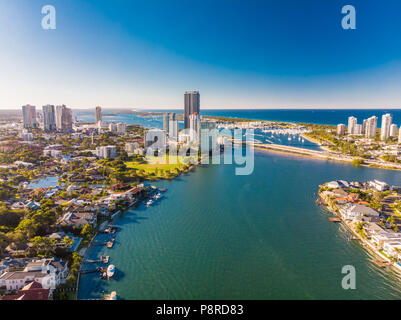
[78,150,401,300]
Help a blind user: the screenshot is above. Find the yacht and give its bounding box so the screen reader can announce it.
[107,264,116,278]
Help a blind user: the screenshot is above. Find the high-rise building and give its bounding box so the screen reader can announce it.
[380,113,392,141]
[163,113,170,133]
[354,124,362,135]
[95,106,102,124]
[189,113,201,142]
[365,116,378,138]
[337,124,346,136]
[184,91,200,129]
[42,105,56,132]
[199,120,217,152]
[347,116,357,135]
[169,113,178,141]
[22,105,38,129]
[390,124,398,138]
[117,122,126,134]
[60,106,73,132]
[55,105,66,130]
[362,119,367,135]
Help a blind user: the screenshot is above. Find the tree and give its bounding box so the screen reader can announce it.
[31,236,57,257]
[80,224,94,240]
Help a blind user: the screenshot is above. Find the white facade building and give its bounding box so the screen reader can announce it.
[381,113,392,141]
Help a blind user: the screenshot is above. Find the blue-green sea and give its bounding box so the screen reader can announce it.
[78,149,401,300]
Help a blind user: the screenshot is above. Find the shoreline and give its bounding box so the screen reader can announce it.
[318,193,401,274]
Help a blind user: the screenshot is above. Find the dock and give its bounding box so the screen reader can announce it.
[83,256,109,264]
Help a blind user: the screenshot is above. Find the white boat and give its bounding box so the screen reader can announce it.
[107,264,115,278]
[146,199,153,207]
[109,291,117,300]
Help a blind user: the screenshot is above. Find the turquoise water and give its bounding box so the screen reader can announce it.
[78,150,401,300]
[75,111,323,151]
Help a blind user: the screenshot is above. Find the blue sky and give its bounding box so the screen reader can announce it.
[0,0,400,109]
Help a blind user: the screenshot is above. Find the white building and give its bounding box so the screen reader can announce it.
[369,179,389,191]
[96,145,117,159]
[169,119,178,141]
[116,122,126,134]
[337,124,346,136]
[371,232,401,250]
[380,113,392,141]
[0,258,68,291]
[383,241,401,258]
[348,116,357,135]
[189,113,200,142]
[390,124,398,138]
[365,116,378,138]
[339,203,379,222]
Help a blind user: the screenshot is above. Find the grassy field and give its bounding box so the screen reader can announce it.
[125,155,196,179]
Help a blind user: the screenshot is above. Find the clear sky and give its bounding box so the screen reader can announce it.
[0,0,400,109]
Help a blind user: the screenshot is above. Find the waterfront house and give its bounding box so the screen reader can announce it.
[0,281,50,300]
[0,271,48,291]
[326,180,350,189]
[383,241,401,258]
[370,232,401,250]
[369,180,389,192]
[58,211,97,227]
[339,204,379,222]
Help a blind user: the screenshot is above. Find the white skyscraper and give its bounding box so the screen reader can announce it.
[365,116,378,138]
[348,116,357,135]
[169,113,178,141]
[116,122,126,134]
[380,113,392,141]
[189,113,200,142]
[390,124,397,138]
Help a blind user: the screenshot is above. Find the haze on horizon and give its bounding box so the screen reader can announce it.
[1,0,401,110]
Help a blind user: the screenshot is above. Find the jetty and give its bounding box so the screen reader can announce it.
[83,256,109,264]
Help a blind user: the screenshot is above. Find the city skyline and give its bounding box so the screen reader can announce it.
[1,0,401,110]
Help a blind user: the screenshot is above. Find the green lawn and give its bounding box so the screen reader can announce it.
[125,155,195,179]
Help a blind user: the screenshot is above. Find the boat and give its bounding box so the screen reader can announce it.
[107,264,116,278]
[106,238,115,248]
[160,188,167,192]
[146,199,153,207]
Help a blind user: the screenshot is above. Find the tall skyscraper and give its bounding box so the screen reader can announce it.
[347,116,357,135]
[61,107,73,132]
[184,91,200,129]
[55,105,66,130]
[362,119,367,135]
[189,113,200,142]
[163,113,170,133]
[42,105,56,132]
[169,113,178,141]
[365,116,378,138]
[390,124,398,138]
[22,105,38,129]
[380,113,392,141]
[95,106,102,124]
